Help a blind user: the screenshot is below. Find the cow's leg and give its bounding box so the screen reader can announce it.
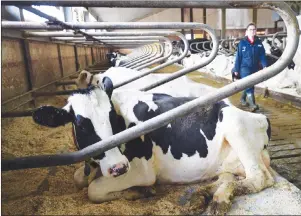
[74,162,101,189]
[187,172,236,214]
[207,138,274,215]
[88,158,156,203]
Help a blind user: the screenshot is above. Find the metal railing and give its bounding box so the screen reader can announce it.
[1,2,300,171]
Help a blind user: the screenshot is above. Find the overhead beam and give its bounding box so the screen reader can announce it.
[1,1,288,8]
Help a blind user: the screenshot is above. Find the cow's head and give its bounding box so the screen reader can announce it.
[32,77,129,178]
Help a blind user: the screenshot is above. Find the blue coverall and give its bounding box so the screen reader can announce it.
[233,36,268,101]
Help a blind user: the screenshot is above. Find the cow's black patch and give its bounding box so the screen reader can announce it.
[71,85,96,95]
[266,117,271,141]
[123,122,153,162]
[132,94,229,159]
[32,106,73,127]
[264,39,295,70]
[102,76,113,98]
[201,101,228,140]
[218,110,224,122]
[72,113,105,160]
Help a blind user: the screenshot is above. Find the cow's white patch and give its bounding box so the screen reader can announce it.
[68,88,129,177]
[167,123,172,128]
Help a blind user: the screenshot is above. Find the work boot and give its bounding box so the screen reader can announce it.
[247,94,259,112]
[240,91,248,106]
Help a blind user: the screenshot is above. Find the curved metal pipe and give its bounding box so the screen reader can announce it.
[125,45,157,68]
[122,45,152,67]
[189,42,202,53]
[113,31,189,88]
[130,43,163,69]
[1,2,299,171]
[140,25,218,91]
[134,39,172,70]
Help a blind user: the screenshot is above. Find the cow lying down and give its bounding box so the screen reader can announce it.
[32,74,274,215]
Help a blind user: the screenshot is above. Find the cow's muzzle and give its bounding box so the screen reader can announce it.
[108,163,129,177]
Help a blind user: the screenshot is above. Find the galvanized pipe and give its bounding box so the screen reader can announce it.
[52,36,165,41]
[121,46,151,67]
[1,2,299,171]
[139,29,218,91]
[125,45,157,68]
[1,1,293,8]
[1,21,234,30]
[131,43,165,69]
[127,44,158,68]
[114,31,189,88]
[135,38,173,70]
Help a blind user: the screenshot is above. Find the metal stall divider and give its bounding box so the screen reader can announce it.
[131,43,164,69]
[1,2,299,171]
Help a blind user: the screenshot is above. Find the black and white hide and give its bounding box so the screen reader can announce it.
[32,76,274,215]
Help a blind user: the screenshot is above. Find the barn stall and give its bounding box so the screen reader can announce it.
[2,1,301,215]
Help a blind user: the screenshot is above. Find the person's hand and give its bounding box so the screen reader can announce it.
[232,71,240,82]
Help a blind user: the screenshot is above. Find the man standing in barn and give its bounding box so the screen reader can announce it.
[232,23,268,112]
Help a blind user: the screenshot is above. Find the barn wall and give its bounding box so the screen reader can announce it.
[135,8,275,32]
[1,37,108,111]
[76,46,87,70]
[29,41,61,88]
[60,44,76,76]
[1,39,29,102]
[86,47,92,66]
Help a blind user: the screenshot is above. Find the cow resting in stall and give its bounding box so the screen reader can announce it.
[32,73,275,215]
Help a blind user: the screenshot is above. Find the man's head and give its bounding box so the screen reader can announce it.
[246,23,257,38]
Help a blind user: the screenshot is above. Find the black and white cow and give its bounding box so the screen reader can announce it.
[32,76,274,215]
[106,52,128,67]
[262,38,295,70]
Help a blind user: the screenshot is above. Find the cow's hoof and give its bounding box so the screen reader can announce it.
[186,188,211,214]
[208,200,231,215]
[74,166,89,189]
[131,186,156,199]
[188,193,207,214]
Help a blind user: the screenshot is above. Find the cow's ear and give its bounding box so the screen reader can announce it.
[32,106,73,128]
[101,76,113,98]
[76,71,89,89]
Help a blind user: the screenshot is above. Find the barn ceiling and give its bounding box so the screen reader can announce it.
[88,7,165,22]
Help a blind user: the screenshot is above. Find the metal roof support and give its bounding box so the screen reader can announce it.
[1,2,299,171]
[18,6,107,45]
[0,1,296,9]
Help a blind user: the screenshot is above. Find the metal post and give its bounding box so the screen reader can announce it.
[21,40,36,107]
[91,47,95,64]
[57,44,66,90]
[190,8,194,39]
[221,8,226,39]
[181,8,185,35]
[203,8,207,38]
[74,45,79,70]
[253,8,257,26]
